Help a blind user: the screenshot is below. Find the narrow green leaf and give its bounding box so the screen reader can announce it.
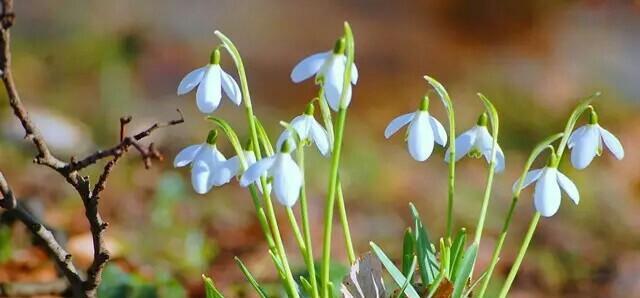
[409,203,437,284]
[202,275,225,298]
[401,228,414,276]
[452,244,478,298]
[268,250,286,280]
[439,238,450,278]
[370,242,420,298]
[299,276,313,297]
[423,75,452,109]
[449,228,467,280]
[234,257,268,298]
[395,256,417,298]
[254,116,274,156]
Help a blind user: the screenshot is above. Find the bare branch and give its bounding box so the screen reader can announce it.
[0,0,183,297]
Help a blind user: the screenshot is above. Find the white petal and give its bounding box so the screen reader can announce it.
[556,170,579,205]
[429,116,447,146]
[513,168,543,193]
[475,126,493,152]
[407,112,434,161]
[310,119,331,156]
[567,126,587,149]
[222,155,242,177]
[173,144,203,167]
[272,154,302,207]
[196,65,222,114]
[276,130,293,152]
[291,52,330,83]
[220,69,242,105]
[492,145,506,173]
[177,66,206,95]
[291,115,312,140]
[191,160,213,194]
[325,82,351,111]
[384,113,414,139]
[534,169,562,217]
[570,125,599,169]
[598,126,624,160]
[240,156,276,187]
[351,63,359,84]
[445,128,476,162]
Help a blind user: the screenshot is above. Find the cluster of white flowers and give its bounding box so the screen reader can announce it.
[174,42,355,207]
[174,36,623,219]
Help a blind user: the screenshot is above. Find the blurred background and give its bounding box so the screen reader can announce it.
[1,0,639,297]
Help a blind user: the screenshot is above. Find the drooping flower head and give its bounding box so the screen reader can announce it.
[514,152,579,217]
[290,38,358,111]
[173,130,234,194]
[568,108,624,170]
[240,141,303,207]
[276,101,331,156]
[384,96,447,161]
[445,113,505,172]
[177,48,242,114]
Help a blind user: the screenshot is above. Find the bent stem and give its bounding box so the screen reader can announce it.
[497,212,541,298]
[424,76,456,239]
[297,145,320,298]
[336,180,356,263]
[476,133,563,298]
[321,22,355,298]
[215,31,299,298]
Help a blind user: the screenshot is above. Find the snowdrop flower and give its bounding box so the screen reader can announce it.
[177,48,241,114]
[290,38,358,111]
[276,102,331,156]
[173,131,234,194]
[240,142,302,207]
[568,109,624,169]
[445,113,505,172]
[223,148,271,194]
[513,154,579,217]
[384,96,447,161]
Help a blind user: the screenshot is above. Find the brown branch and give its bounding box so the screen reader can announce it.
[0,0,183,297]
[0,172,84,296]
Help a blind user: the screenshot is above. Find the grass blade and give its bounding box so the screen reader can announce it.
[370,242,420,298]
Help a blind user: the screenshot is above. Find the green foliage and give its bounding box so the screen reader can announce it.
[0,226,11,263]
[203,275,225,298]
[98,265,186,298]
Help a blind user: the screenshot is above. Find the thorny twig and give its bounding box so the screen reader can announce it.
[0,0,183,297]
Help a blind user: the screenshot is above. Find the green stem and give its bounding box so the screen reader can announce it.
[497,212,541,298]
[321,107,347,298]
[336,180,356,263]
[475,194,517,297]
[215,31,299,298]
[297,146,320,298]
[320,22,355,298]
[473,153,497,244]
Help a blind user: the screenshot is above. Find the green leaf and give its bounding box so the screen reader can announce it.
[395,256,417,298]
[234,257,268,298]
[202,275,225,298]
[423,75,452,109]
[299,276,313,297]
[451,244,478,298]
[409,203,437,284]
[370,242,420,298]
[449,228,467,280]
[254,116,274,156]
[401,228,415,276]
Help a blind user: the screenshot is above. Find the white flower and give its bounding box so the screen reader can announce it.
[177,50,241,114]
[514,167,579,217]
[444,119,505,172]
[290,43,358,111]
[173,143,234,194]
[276,110,331,156]
[240,151,302,207]
[568,123,624,170]
[384,101,447,161]
[223,150,270,194]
